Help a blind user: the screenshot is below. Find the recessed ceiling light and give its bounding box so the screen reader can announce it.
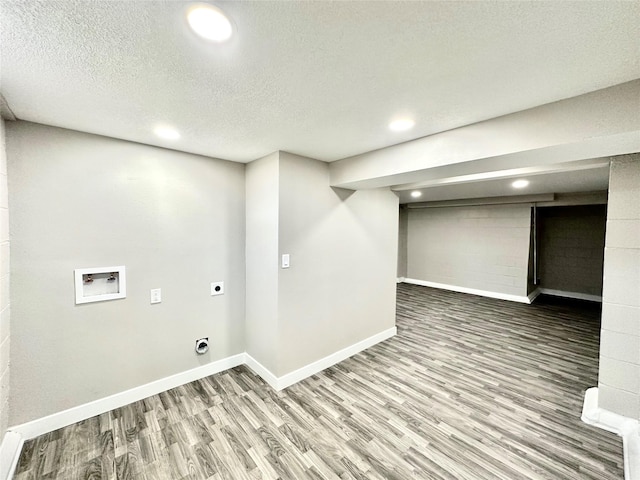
[389,118,415,132]
[411,191,422,198]
[187,4,233,42]
[154,126,181,141]
[512,179,529,189]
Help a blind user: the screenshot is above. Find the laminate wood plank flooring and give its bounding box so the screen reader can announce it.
[13,284,624,479]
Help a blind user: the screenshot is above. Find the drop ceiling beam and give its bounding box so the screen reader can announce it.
[329,80,640,190]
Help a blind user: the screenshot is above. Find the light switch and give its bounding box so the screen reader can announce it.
[150,288,161,304]
[282,254,290,269]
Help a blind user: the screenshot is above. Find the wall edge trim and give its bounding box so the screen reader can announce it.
[403,278,531,304]
[0,431,23,480]
[539,288,602,303]
[581,387,639,480]
[8,353,246,440]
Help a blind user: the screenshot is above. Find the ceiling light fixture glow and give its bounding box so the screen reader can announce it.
[389,118,415,132]
[154,126,181,141]
[410,191,422,198]
[512,179,530,189]
[187,4,233,42]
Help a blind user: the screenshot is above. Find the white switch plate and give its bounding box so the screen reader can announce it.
[150,288,161,304]
[282,254,290,269]
[211,281,224,296]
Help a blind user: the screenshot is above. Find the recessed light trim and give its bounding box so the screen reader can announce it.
[410,191,422,198]
[389,118,415,132]
[187,3,233,42]
[512,179,530,189]
[154,126,181,141]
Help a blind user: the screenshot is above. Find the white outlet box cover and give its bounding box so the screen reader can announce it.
[211,281,224,296]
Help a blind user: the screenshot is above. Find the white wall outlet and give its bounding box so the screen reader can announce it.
[150,288,161,304]
[282,254,290,269]
[211,281,224,296]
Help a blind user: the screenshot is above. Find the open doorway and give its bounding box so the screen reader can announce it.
[532,204,607,301]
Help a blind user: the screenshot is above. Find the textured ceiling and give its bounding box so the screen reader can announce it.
[1,1,639,163]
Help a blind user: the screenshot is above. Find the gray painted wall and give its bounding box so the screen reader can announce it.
[538,205,606,296]
[245,151,398,377]
[245,153,279,373]
[406,205,531,298]
[598,154,640,420]
[277,152,398,376]
[7,122,246,425]
[0,119,9,438]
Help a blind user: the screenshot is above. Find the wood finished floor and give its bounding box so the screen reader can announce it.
[13,284,623,479]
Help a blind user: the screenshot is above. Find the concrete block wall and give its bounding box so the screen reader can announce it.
[598,154,640,419]
[406,204,531,298]
[0,119,9,439]
[538,205,607,297]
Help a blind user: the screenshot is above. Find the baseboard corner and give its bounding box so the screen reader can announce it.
[581,386,640,480]
[0,430,24,480]
[527,287,542,304]
[244,354,281,391]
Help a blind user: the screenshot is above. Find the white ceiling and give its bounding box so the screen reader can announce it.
[1,0,639,165]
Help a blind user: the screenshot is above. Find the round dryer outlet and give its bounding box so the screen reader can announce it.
[195,337,209,354]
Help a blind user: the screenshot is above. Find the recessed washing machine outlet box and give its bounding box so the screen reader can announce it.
[211,281,224,296]
[74,266,126,304]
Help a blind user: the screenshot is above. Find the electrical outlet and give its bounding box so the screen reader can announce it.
[211,281,224,296]
[150,288,161,304]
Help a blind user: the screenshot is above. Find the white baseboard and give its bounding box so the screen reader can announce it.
[538,288,602,302]
[0,431,23,480]
[246,327,397,391]
[582,387,640,480]
[528,287,542,303]
[9,353,245,440]
[2,328,397,475]
[403,278,531,304]
[396,277,405,284]
[244,354,280,391]
[277,327,396,390]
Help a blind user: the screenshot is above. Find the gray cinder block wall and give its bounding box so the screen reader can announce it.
[406,204,531,298]
[598,154,640,419]
[537,205,607,297]
[0,119,9,439]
